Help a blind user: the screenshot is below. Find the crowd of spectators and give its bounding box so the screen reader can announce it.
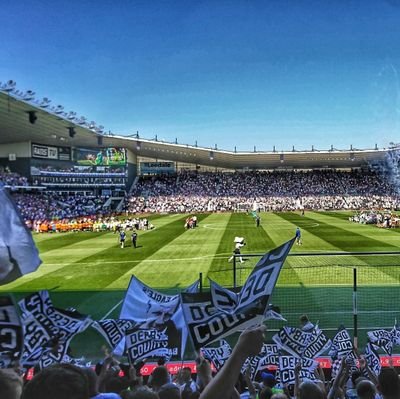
[349,211,400,228]
[0,167,29,187]
[2,168,400,222]
[1,326,399,399]
[12,193,106,222]
[128,170,400,213]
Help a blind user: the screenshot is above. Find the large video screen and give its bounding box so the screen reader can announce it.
[75,147,126,166]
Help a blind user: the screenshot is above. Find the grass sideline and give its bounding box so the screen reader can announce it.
[2,211,400,359]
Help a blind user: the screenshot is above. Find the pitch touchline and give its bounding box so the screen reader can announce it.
[101,299,124,320]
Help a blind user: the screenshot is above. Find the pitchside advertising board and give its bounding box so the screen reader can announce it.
[21,355,400,380]
[31,143,71,161]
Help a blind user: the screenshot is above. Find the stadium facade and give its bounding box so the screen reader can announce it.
[0,80,395,197]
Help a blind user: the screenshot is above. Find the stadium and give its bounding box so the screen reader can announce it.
[1,79,400,370]
[2,5,400,392]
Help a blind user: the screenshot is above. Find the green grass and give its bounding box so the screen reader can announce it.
[2,211,400,359]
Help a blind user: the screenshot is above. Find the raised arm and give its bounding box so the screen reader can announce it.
[200,325,266,399]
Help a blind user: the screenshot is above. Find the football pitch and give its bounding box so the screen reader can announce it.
[2,211,400,358]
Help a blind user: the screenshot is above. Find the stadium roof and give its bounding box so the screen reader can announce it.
[0,83,391,170]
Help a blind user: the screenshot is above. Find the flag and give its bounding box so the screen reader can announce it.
[0,186,41,285]
[202,340,232,371]
[19,291,91,367]
[273,326,331,359]
[364,342,381,376]
[92,319,135,349]
[278,355,318,385]
[125,326,174,363]
[0,295,24,368]
[241,343,279,378]
[367,321,400,356]
[119,276,199,358]
[329,326,354,359]
[210,238,295,315]
[181,291,263,349]
[329,326,358,374]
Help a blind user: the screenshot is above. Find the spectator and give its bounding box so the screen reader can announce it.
[378,368,400,399]
[356,380,377,399]
[21,363,90,399]
[0,368,23,399]
[199,325,266,399]
[158,383,180,399]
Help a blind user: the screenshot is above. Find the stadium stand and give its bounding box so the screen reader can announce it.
[127,170,400,214]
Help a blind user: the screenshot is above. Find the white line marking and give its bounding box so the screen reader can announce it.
[101,299,123,320]
[202,222,319,230]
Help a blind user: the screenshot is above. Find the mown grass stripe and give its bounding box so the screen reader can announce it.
[112,213,230,289]
[305,212,400,249]
[1,215,187,291]
[277,212,400,283]
[35,231,110,253]
[206,213,276,287]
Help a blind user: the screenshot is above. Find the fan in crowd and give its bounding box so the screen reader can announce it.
[127,170,400,214]
[2,169,400,224]
[1,325,399,399]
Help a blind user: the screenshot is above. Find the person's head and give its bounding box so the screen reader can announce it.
[259,386,273,399]
[0,368,23,399]
[298,381,325,399]
[158,383,180,399]
[299,315,309,326]
[261,371,276,388]
[125,387,159,399]
[105,375,129,394]
[145,302,176,329]
[378,368,400,399]
[180,367,192,383]
[356,380,376,399]
[270,394,288,399]
[150,366,170,391]
[81,367,98,396]
[350,370,363,387]
[157,357,166,366]
[21,364,89,399]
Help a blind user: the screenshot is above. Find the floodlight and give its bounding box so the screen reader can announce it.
[53,105,64,114]
[3,80,16,92]
[136,141,141,150]
[209,151,214,160]
[39,97,51,108]
[76,116,87,125]
[22,90,35,101]
[67,111,77,120]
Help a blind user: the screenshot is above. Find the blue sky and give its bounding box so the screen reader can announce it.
[1,0,400,151]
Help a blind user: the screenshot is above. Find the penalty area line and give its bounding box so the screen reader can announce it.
[101,299,124,320]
